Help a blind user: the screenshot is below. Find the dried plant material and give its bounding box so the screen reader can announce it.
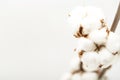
[61,5,120,80]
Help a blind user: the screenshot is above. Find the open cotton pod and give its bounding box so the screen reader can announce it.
[82,72,98,80]
[88,28,108,45]
[68,6,105,35]
[81,52,100,72]
[106,32,120,54]
[72,18,105,37]
[76,37,96,53]
[99,48,115,68]
[80,17,103,35]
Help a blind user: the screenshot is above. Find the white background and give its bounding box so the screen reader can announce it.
[0,0,120,80]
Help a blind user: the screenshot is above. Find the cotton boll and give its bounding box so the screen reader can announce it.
[82,72,98,80]
[67,6,105,27]
[71,73,82,80]
[106,32,120,53]
[85,6,105,20]
[76,37,96,53]
[89,28,108,45]
[99,48,115,68]
[69,54,81,72]
[68,6,86,25]
[60,72,72,80]
[81,52,100,71]
[81,18,102,34]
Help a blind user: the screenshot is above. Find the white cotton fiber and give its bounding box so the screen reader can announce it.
[81,17,102,35]
[89,28,108,45]
[76,37,96,53]
[68,6,105,25]
[68,6,86,26]
[99,47,115,68]
[106,32,120,53]
[81,52,100,71]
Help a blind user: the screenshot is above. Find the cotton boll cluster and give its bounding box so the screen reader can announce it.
[61,6,120,80]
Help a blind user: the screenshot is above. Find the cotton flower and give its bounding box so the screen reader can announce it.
[81,52,100,71]
[89,28,108,45]
[99,48,115,68]
[71,73,82,80]
[69,54,81,72]
[76,37,96,53]
[82,72,98,80]
[106,32,120,53]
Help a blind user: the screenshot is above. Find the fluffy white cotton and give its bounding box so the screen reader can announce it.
[81,52,100,71]
[76,37,96,53]
[85,6,105,20]
[68,6,105,26]
[71,17,103,36]
[89,28,108,45]
[71,73,82,80]
[82,72,98,80]
[60,72,72,80]
[81,17,102,35]
[106,32,120,53]
[99,48,115,68]
[68,6,86,26]
[69,54,81,72]
[68,6,105,35]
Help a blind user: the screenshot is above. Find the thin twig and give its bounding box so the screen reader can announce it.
[110,2,120,32]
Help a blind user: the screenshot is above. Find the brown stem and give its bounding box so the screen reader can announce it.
[110,2,120,32]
